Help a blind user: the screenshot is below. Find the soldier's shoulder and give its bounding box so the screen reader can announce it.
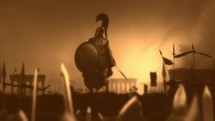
[88,38,95,42]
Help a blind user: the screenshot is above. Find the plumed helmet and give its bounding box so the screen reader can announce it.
[94,27,105,38]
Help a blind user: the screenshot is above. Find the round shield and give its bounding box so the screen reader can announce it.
[75,42,99,72]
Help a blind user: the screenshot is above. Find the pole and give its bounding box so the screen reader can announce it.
[173,43,175,81]
[159,50,170,94]
[192,44,195,81]
[115,66,128,80]
[31,68,38,121]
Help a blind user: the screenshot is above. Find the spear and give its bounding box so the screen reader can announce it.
[31,68,38,121]
[2,62,6,94]
[115,66,128,80]
[173,43,175,80]
[117,96,146,121]
[186,95,201,121]
[202,86,214,121]
[60,63,76,121]
[159,49,173,94]
[167,85,188,121]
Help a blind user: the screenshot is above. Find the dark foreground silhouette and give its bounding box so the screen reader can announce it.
[0,92,166,121]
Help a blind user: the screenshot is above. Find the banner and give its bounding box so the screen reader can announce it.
[150,72,157,87]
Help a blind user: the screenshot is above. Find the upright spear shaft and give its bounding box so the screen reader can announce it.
[191,44,196,81]
[31,68,38,121]
[173,43,175,81]
[61,63,74,115]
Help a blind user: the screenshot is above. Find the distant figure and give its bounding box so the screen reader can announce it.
[82,26,116,92]
[75,13,116,92]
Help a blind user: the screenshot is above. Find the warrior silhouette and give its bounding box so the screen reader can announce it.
[75,13,116,92]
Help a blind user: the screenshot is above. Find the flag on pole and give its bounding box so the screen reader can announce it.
[162,63,166,81]
[150,72,157,87]
[20,63,25,94]
[159,49,173,65]
[162,57,173,65]
[20,63,25,85]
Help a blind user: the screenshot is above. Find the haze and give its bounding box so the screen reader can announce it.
[0,0,215,89]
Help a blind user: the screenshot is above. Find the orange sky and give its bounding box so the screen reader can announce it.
[0,0,215,88]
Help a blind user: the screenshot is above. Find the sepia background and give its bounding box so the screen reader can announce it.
[0,0,215,92]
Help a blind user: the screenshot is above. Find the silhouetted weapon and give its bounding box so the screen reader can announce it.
[174,50,193,58]
[159,49,173,93]
[117,96,146,121]
[167,85,187,121]
[2,62,6,93]
[60,63,76,121]
[6,110,28,121]
[202,86,214,121]
[115,66,128,80]
[96,13,109,39]
[172,43,176,80]
[174,44,212,70]
[194,51,212,58]
[174,50,212,58]
[174,43,212,59]
[3,82,50,91]
[31,68,38,121]
[173,44,212,81]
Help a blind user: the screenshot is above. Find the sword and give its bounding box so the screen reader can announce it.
[115,66,128,80]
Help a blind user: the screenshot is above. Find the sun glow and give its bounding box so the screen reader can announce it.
[124,48,162,83]
[112,42,164,85]
[109,27,185,93]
